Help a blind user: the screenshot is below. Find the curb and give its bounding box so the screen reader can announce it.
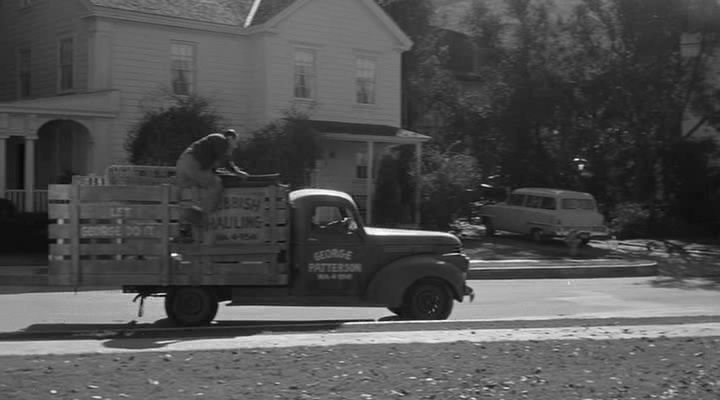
[0,259,659,289]
[468,259,658,280]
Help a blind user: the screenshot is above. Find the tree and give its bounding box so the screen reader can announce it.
[420,145,481,230]
[455,0,720,234]
[236,111,322,188]
[376,0,436,127]
[125,94,225,165]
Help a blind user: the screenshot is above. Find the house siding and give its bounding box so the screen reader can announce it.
[259,0,403,127]
[0,0,89,101]
[106,21,251,162]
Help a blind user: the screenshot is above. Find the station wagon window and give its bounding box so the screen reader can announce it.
[294,49,315,99]
[540,196,557,210]
[171,42,195,95]
[525,195,543,208]
[508,194,525,206]
[561,198,596,210]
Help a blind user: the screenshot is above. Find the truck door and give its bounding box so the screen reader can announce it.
[292,203,367,297]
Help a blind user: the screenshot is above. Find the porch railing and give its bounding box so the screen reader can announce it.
[3,190,49,213]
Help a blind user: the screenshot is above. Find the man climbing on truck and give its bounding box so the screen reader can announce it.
[175,129,249,222]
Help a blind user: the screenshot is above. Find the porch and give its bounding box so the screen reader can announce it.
[3,190,48,213]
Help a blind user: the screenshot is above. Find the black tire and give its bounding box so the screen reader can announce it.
[580,238,590,246]
[531,228,544,243]
[400,280,454,320]
[484,218,496,236]
[165,287,218,326]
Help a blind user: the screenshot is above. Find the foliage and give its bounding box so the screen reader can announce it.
[373,146,417,227]
[236,111,322,188]
[420,146,481,230]
[125,94,225,165]
[385,0,720,236]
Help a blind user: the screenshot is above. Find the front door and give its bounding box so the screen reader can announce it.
[293,203,367,297]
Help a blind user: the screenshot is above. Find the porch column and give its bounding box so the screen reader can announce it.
[24,136,37,212]
[366,140,375,225]
[415,142,422,226]
[0,135,7,199]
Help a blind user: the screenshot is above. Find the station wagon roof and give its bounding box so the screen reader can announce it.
[512,187,594,198]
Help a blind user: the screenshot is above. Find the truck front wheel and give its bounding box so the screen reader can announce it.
[165,287,218,326]
[400,280,454,320]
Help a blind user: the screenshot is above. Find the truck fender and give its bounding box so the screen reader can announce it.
[364,255,466,308]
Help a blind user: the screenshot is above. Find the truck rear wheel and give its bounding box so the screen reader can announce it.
[483,217,496,236]
[400,280,454,320]
[165,287,218,326]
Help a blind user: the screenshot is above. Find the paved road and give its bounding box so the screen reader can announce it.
[1,277,717,335]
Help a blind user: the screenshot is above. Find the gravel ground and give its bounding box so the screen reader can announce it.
[1,336,718,400]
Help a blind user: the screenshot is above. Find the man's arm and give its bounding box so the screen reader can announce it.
[218,159,249,179]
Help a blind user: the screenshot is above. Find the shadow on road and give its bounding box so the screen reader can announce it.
[0,318,383,348]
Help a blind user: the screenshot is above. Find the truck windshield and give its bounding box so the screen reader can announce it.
[561,198,595,210]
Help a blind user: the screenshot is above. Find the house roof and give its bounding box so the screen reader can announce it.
[309,120,430,142]
[85,0,411,48]
[247,0,296,26]
[86,0,295,26]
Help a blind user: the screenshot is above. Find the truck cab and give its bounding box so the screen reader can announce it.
[289,189,470,317]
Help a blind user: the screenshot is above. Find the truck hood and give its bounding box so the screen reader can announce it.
[364,227,462,251]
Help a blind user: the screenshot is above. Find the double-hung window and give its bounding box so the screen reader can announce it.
[355,56,376,104]
[294,49,315,99]
[18,49,31,98]
[355,152,369,179]
[171,42,196,95]
[59,38,74,92]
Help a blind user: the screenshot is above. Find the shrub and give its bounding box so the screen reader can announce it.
[125,94,225,165]
[420,148,481,230]
[236,112,322,188]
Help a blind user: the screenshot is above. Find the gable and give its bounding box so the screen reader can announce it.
[254,0,412,49]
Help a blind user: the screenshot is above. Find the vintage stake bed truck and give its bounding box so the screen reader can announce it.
[48,166,473,326]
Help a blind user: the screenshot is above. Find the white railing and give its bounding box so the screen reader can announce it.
[4,190,49,213]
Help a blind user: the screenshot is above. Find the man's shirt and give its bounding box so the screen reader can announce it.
[185,133,234,170]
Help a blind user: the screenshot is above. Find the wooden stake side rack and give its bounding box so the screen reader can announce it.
[47,165,290,288]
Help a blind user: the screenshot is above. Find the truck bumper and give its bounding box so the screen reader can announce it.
[464,284,475,302]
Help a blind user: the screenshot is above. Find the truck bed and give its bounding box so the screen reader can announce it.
[48,170,290,288]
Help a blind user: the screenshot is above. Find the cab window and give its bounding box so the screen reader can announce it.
[310,205,358,237]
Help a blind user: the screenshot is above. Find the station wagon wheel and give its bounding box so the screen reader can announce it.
[400,280,454,320]
[531,228,544,243]
[165,287,218,327]
[483,217,496,236]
